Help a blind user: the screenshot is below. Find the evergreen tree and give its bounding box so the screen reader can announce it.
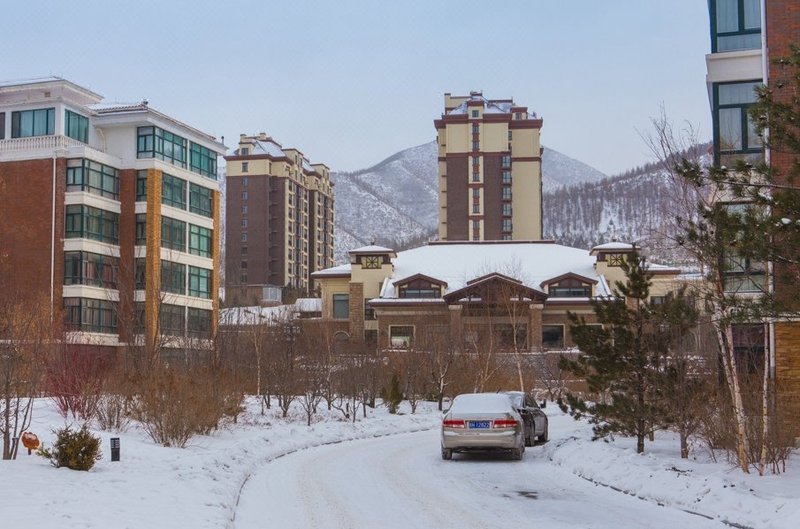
[559,251,697,454]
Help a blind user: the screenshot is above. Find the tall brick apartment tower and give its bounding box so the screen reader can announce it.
[434,92,543,241]
[706,0,800,437]
[224,133,334,305]
[0,78,225,360]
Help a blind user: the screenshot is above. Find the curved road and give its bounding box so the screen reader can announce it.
[234,429,724,529]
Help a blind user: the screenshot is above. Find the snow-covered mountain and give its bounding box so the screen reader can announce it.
[331,141,609,261]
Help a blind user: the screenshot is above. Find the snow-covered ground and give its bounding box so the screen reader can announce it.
[1,399,797,529]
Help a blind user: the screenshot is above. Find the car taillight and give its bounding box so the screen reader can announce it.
[443,419,465,429]
[493,419,518,429]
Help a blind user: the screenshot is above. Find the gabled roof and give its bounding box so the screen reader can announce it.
[392,273,448,288]
[443,273,547,305]
[540,272,598,288]
[349,245,395,255]
[466,272,522,286]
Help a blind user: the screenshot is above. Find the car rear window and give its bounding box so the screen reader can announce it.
[450,393,512,414]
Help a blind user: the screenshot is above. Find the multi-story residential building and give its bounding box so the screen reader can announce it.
[0,77,225,359]
[706,0,800,435]
[434,92,543,241]
[224,133,334,305]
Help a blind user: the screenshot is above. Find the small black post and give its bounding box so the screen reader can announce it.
[110,437,120,462]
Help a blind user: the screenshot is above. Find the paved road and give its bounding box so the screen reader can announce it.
[234,429,725,529]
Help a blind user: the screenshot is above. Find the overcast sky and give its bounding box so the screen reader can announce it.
[3,1,711,176]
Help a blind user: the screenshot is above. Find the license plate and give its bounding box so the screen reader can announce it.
[468,421,491,429]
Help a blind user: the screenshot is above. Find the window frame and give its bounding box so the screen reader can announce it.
[11,107,55,138]
[332,293,349,319]
[65,109,89,143]
[161,216,187,252]
[542,324,565,349]
[710,0,761,53]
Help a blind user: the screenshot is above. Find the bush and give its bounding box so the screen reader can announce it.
[40,426,102,471]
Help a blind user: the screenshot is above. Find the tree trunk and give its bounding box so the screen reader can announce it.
[715,318,751,473]
[680,430,689,459]
[758,330,771,476]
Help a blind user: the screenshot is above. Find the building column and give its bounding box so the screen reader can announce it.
[349,282,364,343]
[448,304,463,344]
[144,169,163,356]
[529,303,543,351]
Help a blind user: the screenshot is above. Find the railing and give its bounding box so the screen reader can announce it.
[0,134,86,154]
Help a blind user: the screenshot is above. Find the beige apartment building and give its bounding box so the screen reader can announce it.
[435,92,543,241]
[225,133,334,305]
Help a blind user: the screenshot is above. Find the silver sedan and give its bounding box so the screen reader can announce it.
[441,393,525,461]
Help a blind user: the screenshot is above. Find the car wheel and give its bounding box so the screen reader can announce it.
[511,446,523,461]
[441,447,453,460]
[537,430,549,443]
[525,433,532,447]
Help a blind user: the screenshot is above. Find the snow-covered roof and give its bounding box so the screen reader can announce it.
[311,263,351,278]
[591,242,634,252]
[349,245,395,254]
[87,102,148,113]
[219,305,293,325]
[373,241,607,299]
[252,138,286,158]
[446,94,536,118]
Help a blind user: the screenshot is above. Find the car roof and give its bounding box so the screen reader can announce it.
[451,393,514,413]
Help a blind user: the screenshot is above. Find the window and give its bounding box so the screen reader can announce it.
[241,246,248,256]
[11,108,54,137]
[135,214,147,245]
[65,205,119,244]
[66,159,119,199]
[188,308,212,339]
[501,155,511,168]
[161,173,187,209]
[160,260,186,294]
[189,142,217,178]
[364,329,378,344]
[502,187,512,200]
[241,191,248,200]
[189,183,213,217]
[136,171,148,201]
[502,218,512,232]
[472,203,480,214]
[242,176,248,186]
[472,171,480,182]
[502,203,512,216]
[389,326,414,349]
[472,188,480,199]
[607,253,624,266]
[135,258,146,290]
[65,110,89,143]
[364,300,375,320]
[332,293,349,319]
[241,233,248,242]
[241,205,248,215]
[398,278,441,298]
[723,203,766,293]
[241,218,248,228]
[502,170,511,183]
[542,325,564,349]
[240,147,249,155]
[188,266,212,299]
[471,110,479,118]
[242,162,249,172]
[159,304,185,336]
[189,224,212,257]
[137,126,187,168]
[472,141,479,151]
[711,0,761,52]
[0,112,4,139]
[63,298,116,334]
[549,278,591,297]
[63,251,118,289]
[472,219,480,230]
[650,296,667,305]
[714,81,763,164]
[732,324,766,373]
[161,216,186,252]
[472,123,479,133]
[497,323,527,348]
[507,130,512,140]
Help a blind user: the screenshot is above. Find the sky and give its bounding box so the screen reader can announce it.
[2,1,711,176]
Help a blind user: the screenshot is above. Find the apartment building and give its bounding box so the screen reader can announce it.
[706,0,800,434]
[434,92,543,241]
[0,77,225,359]
[225,133,334,305]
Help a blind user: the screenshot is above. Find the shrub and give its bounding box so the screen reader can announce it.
[40,426,102,471]
[385,372,403,414]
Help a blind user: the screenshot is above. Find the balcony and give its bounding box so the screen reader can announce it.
[0,135,111,163]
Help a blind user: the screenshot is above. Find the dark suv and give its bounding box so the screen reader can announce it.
[505,391,548,446]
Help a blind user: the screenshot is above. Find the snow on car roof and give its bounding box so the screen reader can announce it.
[450,393,514,414]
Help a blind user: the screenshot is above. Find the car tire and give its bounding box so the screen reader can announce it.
[525,432,532,447]
[537,430,549,443]
[441,447,453,460]
[511,446,523,461]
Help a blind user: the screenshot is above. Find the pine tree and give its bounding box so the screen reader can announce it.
[559,251,697,454]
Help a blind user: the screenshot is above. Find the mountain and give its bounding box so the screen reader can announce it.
[331,141,609,261]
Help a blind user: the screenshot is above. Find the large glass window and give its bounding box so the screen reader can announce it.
[398,278,441,299]
[65,110,89,143]
[65,205,119,244]
[161,173,186,209]
[188,308,212,339]
[63,298,117,334]
[161,216,186,252]
[711,0,761,52]
[189,224,212,257]
[332,293,349,319]
[188,266,212,299]
[64,251,118,289]
[190,142,217,179]
[135,214,147,245]
[714,81,763,164]
[548,278,592,297]
[189,183,213,217]
[0,112,5,139]
[11,108,54,138]
[136,171,148,201]
[159,304,185,336]
[389,326,414,349]
[160,260,186,294]
[722,203,767,293]
[137,126,187,168]
[66,159,119,199]
[542,325,565,349]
